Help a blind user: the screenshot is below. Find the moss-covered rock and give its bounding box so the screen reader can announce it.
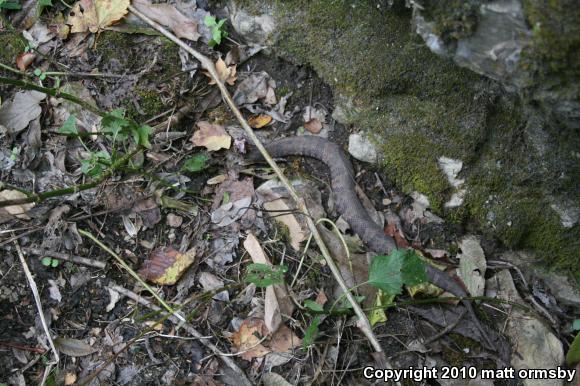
[231,0,579,279]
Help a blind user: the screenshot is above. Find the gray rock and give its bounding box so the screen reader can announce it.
[229,3,276,46]
[348,133,378,163]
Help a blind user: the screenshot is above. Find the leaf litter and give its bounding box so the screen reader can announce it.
[0,2,569,384]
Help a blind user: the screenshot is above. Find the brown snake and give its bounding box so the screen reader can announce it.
[250,136,509,358]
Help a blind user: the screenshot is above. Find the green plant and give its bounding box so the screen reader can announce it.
[33,68,47,81]
[368,249,427,295]
[41,257,60,268]
[58,110,152,178]
[244,263,287,287]
[181,154,209,172]
[0,0,21,10]
[204,15,228,47]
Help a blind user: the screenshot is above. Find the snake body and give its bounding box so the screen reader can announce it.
[250,136,497,349]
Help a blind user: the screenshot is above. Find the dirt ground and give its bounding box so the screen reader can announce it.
[0,1,576,386]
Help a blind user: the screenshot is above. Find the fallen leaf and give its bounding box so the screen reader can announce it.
[457,236,486,297]
[191,121,231,151]
[211,196,252,227]
[315,290,327,307]
[248,114,272,129]
[230,318,271,360]
[0,90,46,133]
[264,199,305,251]
[207,174,227,185]
[54,337,98,357]
[132,197,161,228]
[132,0,200,41]
[105,287,120,312]
[262,373,293,386]
[67,0,130,34]
[303,118,322,134]
[15,52,36,71]
[233,72,273,106]
[206,57,237,86]
[64,373,77,385]
[0,190,35,223]
[269,324,301,353]
[199,272,229,301]
[166,213,183,228]
[48,280,62,302]
[264,286,282,333]
[138,247,196,285]
[243,233,295,318]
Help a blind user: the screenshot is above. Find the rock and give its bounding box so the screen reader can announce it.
[348,133,377,163]
[500,251,580,308]
[229,4,276,46]
[411,0,579,131]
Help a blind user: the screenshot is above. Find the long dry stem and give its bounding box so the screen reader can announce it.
[128,5,386,357]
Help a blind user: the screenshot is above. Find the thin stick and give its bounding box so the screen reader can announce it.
[109,284,253,386]
[12,238,59,363]
[78,229,186,322]
[21,247,106,269]
[128,5,386,359]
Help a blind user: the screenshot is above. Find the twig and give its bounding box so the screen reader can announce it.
[128,4,386,360]
[12,238,59,364]
[20,247,106,269]
[78,229,186,322]
[0,76,103,117]
[109,284,253,386]
[0,146,141,208]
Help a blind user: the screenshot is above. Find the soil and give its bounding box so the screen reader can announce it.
[0,2,575,386]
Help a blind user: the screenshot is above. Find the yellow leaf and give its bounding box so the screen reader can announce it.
[248,114,272,129]
[206,58,237,86]
[190,121,231,151]
[138,247,196,285]
[67,0,129,34]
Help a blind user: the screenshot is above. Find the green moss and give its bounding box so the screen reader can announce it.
[377,132,449,212]
[0,30,27,74]
[125,87,165,120]
[418,0,485,42]
[521,0,580,83]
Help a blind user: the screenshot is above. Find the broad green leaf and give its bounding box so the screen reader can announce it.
[573,319,580,331]
[333,295,365,311]
[182,154,209,172]
[204,15,217,27]
[34,68,42,76]
[369,251,405,295]
[41,257,52,266]
[0,1,21,10]
[135,124,152,148]
[101,109,129,139]
[51,259,59,268]
[567,332,580,365]
[244,263,287,287]
[302,315,321,349]
[304,299,323,313]
[401,250,427,286]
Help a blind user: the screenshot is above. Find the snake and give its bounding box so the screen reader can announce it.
[249,135,506,354]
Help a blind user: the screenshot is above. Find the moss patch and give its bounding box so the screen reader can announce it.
[0,30,27,76]
[235,0,580,279]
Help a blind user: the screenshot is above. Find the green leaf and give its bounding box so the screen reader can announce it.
[41,257,52,266]
[101,109,129,139]
[0,1,22,10]
[567,332,580,365]
[573,319,580,331]
[369,290,395,326]
[39,73,46,80]
[34,68,42,76]
[334,295,365,311]
[302,315,321,349]
[222,191,230,205]
[368,251,405,295]
[204,15,217,27]
[58,115,78,135]
[244,263,287,287]
[304,299,324,313]
[401,250,427,286]
[182,154,208,172]
[38,0,52,5]
[135,124,152,148]
[50,259,59,268]
[212,28,222,45]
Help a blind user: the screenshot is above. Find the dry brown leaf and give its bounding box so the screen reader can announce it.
[0,190,35,223]
[230,318,271,360]
[15,52,35,71]
[0,90,46,134]
[269,324,302,353]
[243,233,295,317]
[304,118,322,134]
[263,199,305,251]
[264,286,282,333]
[206,58,237,86]
[67,0,130,34]
[191,121,231,151]
[132,0,200,41]
[248,114,272,129]
[138,246,196,285]
[206,174,227,185]
[54,337,98,357]
[64,373,77,385]
[315,290,328,307]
